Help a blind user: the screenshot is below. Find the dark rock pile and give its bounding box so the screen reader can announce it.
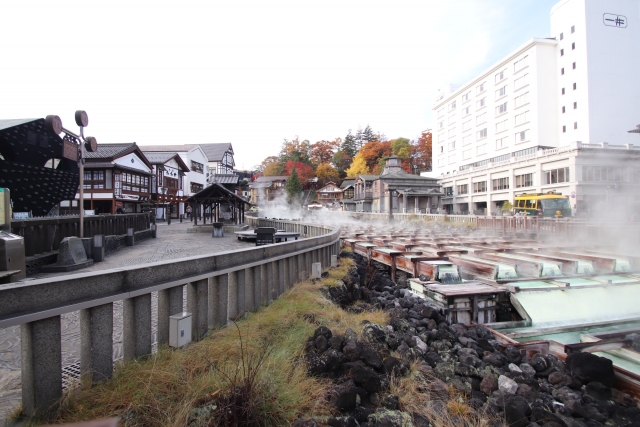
[297,251,640,427]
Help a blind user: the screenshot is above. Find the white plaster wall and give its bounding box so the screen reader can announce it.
[113,153,151,173]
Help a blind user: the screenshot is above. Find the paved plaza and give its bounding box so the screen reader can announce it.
[0,222,257,422]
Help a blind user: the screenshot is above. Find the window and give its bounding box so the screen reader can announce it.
[572,62,576,69]
[496,119,508,133]
[495,85,507,99]
[462,106,471,116]
[574,122,578,129]
[477,82,486,93]
[443,186,453,196]
[191,160,204,174]
[496,136,509,149]
[448,155,456,164]
[457,184,468,195]
[563,125,566,133]
[476,112,487,125]
[573,82,576,90]
[462,149,472,160]
[439,145,444,153]
[562,106,566,113]
[448,115,456,125]
[190,182,204,193]
[514,74,528,90]
[438,120,444,129]
[561,68,564,75]
[515,110,529,126]
[571,25,575,33]
[560,32,564,40]
[583,166,628,182]
[572,42,575,50]
[561,49,564,56]
[438,158,444,167]
[515,173,533,188]
[495,69,506,83]
[477,128,487,140]
[462,120,471,131]
[515,129,530,143]
[496,102,508,115]
[448,128,455,137]
[492,177,510,190]
[438,133,445,142]
[514,55,528,72]
[462,135,471,146]
[477,144,487,155]
[514,147,536,158]
[562,88,565,95]
[448,140,456,151]
[544,167,570,184]
[514,92,529,108]
[462,91,471,102]
[573,102,577,109]
[473,181,487,193]
[493,153,510,162]
[476,97,486,108]
[438,108,445,117]
[449,100,457,111]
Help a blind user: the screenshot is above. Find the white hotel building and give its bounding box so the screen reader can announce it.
[430,0,640,216]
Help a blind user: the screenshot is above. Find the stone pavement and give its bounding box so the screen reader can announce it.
[0,222,258,422]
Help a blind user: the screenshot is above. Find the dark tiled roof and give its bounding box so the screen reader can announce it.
[249,182,272,189]
[84,143,137,159]
[357,175,380,180]
[143,152,177,164]
[0,118,39,131]
[256,175,288,182]
[210,174,239,184]
[199,143,233,162]
[340,179,355,188]
[138,144,200,152]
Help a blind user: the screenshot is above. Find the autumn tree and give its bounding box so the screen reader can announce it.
[391,137,412,173]
[286,167,303,203]
[316,163,340,185]
[310,139,339,165]
[341,130,357,158]
[280,136,311,164]
[285,160,315,182]
[263,161,285,176]
[360,140,392,173]
[346,152,370,178]
[411,130,433,173]
[332,150,352,178]
[256,155,280,172]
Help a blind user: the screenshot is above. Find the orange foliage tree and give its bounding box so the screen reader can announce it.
[360,140,392,174]
[411,130,433,173]
[310,139,340,166]
[315,163,340,185]
[285,160,316,182]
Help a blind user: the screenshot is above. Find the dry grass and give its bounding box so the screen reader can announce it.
[40,258,387,427]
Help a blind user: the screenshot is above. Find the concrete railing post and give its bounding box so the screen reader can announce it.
[123,294,152,361]
[227,271,238,323]
[282,257,290,291]
[237,269,246,319]
[244,266,255,312]
[297,254,305,281]
[21,316,62,416]
[187,279,209,340]
[278,259,286,296]
[80,303,113,384]
[289,255,297,288]
[126,228,134,246]
[266,262,275,304]
[207,276,227,330]
[157,286,184,347]
[260,264,268,306]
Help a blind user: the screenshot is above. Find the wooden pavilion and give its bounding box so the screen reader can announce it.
[184,182,250,225]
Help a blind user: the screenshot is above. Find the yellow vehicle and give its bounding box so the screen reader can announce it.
[514,192,572,217]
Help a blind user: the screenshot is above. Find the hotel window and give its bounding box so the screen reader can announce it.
[462,149,472,160]
[561,68,564,75]
[448,115,456,125]
[515,173,533,188]
[438,120,444,129]
[573,83,576,90]
[583,166,628,182]
[492,177,509,190]
[574,122,578,129]
[496,102,508,116]
[462,106,471,116]
[515,110,529,126]
[438,108,445,117]
[544,167,570,184]
[571,25,575,33]
[444,186,453,196]
[514,74,528,90]
[473,181,487,193]
[462,135,471,146]
[476,112,487,125]
[477,82,486,94]
[572,42,575,50]
[514,92,529,108]
[438,133,445,142]
[495,69,506,83]
[448,140,456,151]
[495,85,507,99]
[496,136,509,149]
[563,125,566,133]
[191,160,204,174]
[496,119,508,133]
[448,128,455,137]
[562,88,565,95]
[573,102,577,109]
[449,100,457,111]
[560,32,564,40]
[561,49,564,56]
[477,144,487,155]
[462,91,471,102]
[477,128,487,140]
[439,146,444,153]
[477,97,486,108]
[462,120,471,131]
[562,106,566,113]
[515,129,530,144]
[457,184,468,195]
[438,158,445,167]
[572,62,576,69]
[514,56,528,72]
[448,155,456,164]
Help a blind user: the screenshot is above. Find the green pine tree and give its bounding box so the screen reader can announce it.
[286,167,303,203]
[342,129,357,158]
[362,125,376,143]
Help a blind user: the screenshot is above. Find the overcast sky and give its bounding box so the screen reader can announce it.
[1,0,557,170]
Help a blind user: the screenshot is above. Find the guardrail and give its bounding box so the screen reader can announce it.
[10,213,152,257]
[0,216,339,416]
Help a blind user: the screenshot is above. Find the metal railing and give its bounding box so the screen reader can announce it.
[0,216,339,416]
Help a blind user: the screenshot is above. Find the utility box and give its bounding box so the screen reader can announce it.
[0,231,26,281]
[169,312,192,348]
[311,262,322,279]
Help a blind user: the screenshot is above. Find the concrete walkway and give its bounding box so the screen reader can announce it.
[0,222,258,422]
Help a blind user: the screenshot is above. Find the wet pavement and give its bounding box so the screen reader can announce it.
[0,222,257,421]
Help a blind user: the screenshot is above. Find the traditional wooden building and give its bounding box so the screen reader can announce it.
[62,143,153,214]
[315,181,344,208]
[248,176,288,204]
[143,152,190,220]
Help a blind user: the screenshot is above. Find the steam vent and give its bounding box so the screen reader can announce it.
[0,118,79,216]
[340,222,640,388]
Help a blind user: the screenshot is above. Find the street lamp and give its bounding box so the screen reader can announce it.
[46,111,98,237]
